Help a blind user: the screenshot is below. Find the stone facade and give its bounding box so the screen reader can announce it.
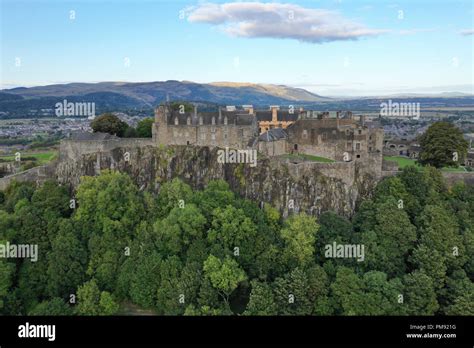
[151,104,385,177]
[152,104,258,149]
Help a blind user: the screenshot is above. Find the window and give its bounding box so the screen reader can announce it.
[174,117,179,125]
[356,143,361,151]
[302,129,308,138]
[211,133,216,140]
[186,117,191,125]
[358,130,362,135]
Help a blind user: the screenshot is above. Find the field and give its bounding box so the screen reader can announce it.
[0,151,58,165]
[384,156,467,172]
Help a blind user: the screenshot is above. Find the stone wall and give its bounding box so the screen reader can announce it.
[258,139,287,157]
[60,138,154,161]
[0,162,58,191]
[441,172,474,186]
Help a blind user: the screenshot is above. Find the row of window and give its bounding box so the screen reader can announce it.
[175,116,229,126]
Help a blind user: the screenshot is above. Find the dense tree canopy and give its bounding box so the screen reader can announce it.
[0,165,473,316]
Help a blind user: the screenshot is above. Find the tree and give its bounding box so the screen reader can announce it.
[207,205,258,271]
[90,113,129,137]
[0,260,15,313]
[403,271,439,315]
[280,213,319,269]
[203,255,247,308]
[418,122,468,168]
[99,291,120,315]
[360,198,417,277]
[191,180,235,220]
[74,171,145,290]
[28,298,73,316]
[418,205,466,271]
[273,268,312,315]
[410,244,447,290]
[76,279,119,315]
[136,118,154,138]
[155,204,206,257]
[316,212,352,262]
[244,280,277,315]
[76,279,101,315]
[156,178,193,218]
[47,220,87,299]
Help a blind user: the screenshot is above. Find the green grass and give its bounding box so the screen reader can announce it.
[0,151,58,165]
[384,156,467,173]
[282,153,335,163]
[384,156,421,169]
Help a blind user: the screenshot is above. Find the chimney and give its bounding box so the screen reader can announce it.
[218,107,222,119]
[242,105,254,115]
[360,115,365,127]
[270,105,279,123]
[193,105,198,118]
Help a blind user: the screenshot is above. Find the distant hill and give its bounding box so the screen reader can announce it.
[1,80,473,119]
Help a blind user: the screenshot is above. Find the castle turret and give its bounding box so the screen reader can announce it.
[153,104,170,144]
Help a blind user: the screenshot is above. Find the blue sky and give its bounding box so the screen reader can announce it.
[1,0,473,96]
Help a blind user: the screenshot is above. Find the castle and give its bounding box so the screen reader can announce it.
[152,103,384,172]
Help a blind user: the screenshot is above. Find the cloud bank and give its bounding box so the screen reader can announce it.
[185,2,387,44]
[460,29,474,36]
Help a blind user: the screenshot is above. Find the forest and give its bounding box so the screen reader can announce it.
[0,165,473,316]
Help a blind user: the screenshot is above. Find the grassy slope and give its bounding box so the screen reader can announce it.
[0,151,58,165]
[384,155,467,172]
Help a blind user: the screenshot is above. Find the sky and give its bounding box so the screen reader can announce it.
[0,0,473,96]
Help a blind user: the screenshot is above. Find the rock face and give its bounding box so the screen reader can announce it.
[55,145,379,218]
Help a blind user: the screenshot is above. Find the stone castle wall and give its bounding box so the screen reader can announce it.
[60,138,154,161]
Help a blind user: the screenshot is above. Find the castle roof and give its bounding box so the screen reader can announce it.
[258,128,288,142]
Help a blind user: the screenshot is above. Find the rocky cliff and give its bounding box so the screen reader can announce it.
[54,145,378,218]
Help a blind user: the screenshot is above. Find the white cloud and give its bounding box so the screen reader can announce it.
[185,2,387,44]
[460,29,474,35]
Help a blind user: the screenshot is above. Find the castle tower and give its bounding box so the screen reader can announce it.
[153,104,170,144]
